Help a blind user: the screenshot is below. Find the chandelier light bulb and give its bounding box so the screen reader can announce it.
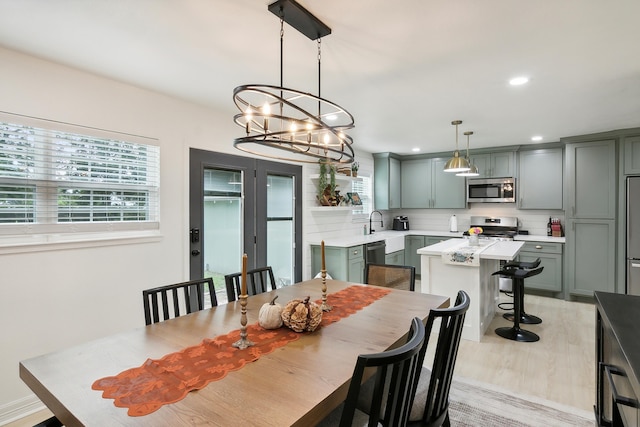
[245,107,253,134]
[262,102,271,132]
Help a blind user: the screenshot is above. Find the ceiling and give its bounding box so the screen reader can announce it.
[1,0,639,155]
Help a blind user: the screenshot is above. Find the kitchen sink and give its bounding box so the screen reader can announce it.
[384,234,405,254]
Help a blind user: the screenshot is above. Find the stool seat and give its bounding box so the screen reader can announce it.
[502,257,541,270]
[493,266,544,342]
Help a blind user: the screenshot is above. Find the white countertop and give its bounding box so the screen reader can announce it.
[417,238,524,261]
[308,229,564,249]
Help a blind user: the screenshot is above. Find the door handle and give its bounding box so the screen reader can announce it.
[191,249,201,256]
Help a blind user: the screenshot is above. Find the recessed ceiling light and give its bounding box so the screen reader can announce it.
[412,147,420,152]
[531,135,543,142]
[509,76,529,86]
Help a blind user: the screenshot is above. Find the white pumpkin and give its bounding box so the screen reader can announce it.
[258,295,283,329]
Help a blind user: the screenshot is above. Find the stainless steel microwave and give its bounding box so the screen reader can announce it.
[467,178,515,203]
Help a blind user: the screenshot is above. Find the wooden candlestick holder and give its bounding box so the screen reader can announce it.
[232,294,255,349]
[320,269,332,312]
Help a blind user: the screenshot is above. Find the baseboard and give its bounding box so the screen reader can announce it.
[0,394,45,426]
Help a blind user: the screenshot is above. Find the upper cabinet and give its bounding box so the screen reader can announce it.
[565,139,617,219]
[623,135,640,175]
[373,153,401,210]
[517,148,563,210]
[470,151,515,178]
[400,157,465,209]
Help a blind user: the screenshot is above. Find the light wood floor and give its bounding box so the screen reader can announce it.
[425,292,596,413]
[8,293,595,426]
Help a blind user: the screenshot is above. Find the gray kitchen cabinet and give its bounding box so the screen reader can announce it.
[470,151,515,178]
[564,138,617,297]
[373,153,401,210]
[565,219,616,297]
[405,235,425,275]
[311,244,364,283]
[517,148,563,209]
[623,135,640,175]
[565,139,616,219]
[518,241,563,293]
[400,157,465,209]
[385,250,405,266]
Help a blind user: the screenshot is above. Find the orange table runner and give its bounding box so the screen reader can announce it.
[92,285,391,416]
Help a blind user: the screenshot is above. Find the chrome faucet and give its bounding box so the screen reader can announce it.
[369,210,383,234]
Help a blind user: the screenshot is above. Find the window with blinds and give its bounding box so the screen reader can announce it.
[0,115,159,237]
[351,175,372,217]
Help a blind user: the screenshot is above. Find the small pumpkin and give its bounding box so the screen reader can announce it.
[258,295,283,329]
[281,296,323,333]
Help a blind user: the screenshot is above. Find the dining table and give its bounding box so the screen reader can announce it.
[19,279,449,426]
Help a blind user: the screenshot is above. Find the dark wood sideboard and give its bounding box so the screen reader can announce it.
[595,292,640,426]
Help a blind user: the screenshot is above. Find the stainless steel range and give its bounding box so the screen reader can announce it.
[463,216,518,241]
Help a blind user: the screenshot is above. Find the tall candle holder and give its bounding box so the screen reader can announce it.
[320,269,332,312]
[232,294,255,349]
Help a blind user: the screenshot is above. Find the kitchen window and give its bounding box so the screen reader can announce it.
[351,175,372,218]
[0,112,160,249]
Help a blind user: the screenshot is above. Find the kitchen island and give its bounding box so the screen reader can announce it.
[418,238,525,341]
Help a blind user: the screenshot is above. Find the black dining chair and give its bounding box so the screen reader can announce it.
[317,317,427,427]
[224,266,277,302]
[33,416,63,427]
[142,278,217,325]
[365,263,416,292]
[407,290,470,427]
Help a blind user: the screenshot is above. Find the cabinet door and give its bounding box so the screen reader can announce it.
[566,219,616,296]
[624,135,640,175]
[519,251,563,292]
[518,148,563,209]
[385,250,405,265]
[491,151,515,177]
[431,158,466,208]
[405,236,426,275]
[401,159,431,208]
[311,245,348,281]
[470,153,491,178]
[565,140,616,219]
[389,157,401,209]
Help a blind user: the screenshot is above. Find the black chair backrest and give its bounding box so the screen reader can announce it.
[248,266,277,293]
[415,290,470,426]
[224,272,242,303]
[340,317,426,427]
[225,266,277,302]
[142,278,217,325]
[364,263,416,292]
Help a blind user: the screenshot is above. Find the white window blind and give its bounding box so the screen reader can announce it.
[0,114,159,237]
[351,175,372,217]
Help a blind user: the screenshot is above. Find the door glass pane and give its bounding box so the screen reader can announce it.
[203,168,243,304]
[266,174,294,287]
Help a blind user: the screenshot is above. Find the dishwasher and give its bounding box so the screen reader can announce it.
[365,240,386,265]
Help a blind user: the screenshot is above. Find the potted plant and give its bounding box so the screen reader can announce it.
[351,161,359,177]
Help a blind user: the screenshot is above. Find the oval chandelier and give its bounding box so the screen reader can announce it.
[233,0,355,164]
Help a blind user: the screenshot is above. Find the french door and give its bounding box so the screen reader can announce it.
[189,149,302,303]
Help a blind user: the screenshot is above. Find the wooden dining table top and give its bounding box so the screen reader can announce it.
[19,279,449,427]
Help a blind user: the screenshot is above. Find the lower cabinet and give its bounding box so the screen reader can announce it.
[385,250,404,266]
[405,236,425,275]
[518,241,563,293]
[311,244,364,283]
[595,292,640,427]
[565,219,616,297]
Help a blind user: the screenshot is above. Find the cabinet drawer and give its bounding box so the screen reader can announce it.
[348,245,364,260]
[522,241,563,254]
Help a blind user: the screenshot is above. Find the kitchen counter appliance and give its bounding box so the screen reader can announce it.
[392,216,410,231]
[467,178,515,203]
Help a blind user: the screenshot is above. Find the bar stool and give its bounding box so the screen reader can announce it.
[492,266,544,342]
[501,258,542,325]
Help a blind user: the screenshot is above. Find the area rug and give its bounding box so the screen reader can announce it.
[448,377,595,426]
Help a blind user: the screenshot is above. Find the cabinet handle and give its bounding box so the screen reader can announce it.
[632,263,640,268]
[604,364,639,408]
[353,250,359,255]
[535,245,543,249]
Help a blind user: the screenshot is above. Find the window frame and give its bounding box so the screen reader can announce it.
[0,112,161,254]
